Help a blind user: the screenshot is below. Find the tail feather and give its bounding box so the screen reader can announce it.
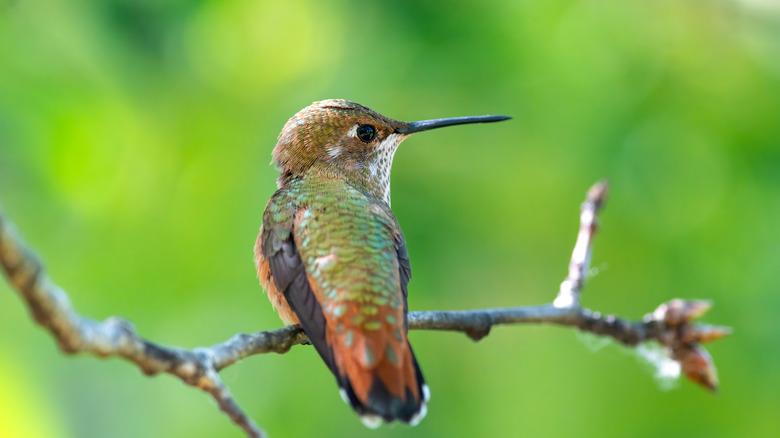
[336,342,428,426]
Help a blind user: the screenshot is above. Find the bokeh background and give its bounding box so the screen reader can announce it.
[1,0,778,437]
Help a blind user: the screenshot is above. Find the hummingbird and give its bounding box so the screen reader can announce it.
[254,100,510,427]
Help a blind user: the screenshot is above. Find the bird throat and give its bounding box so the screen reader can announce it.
[367,133,403,207]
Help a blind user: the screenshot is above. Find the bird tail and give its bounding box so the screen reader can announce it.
[336,342,429,428]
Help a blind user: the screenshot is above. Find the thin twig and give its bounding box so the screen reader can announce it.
[554,181,608,308]
[0,181,730,438]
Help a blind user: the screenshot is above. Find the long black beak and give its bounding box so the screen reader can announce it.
[397,115,511,134]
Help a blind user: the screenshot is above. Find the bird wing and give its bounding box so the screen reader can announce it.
[259,177,425,423]
[258,185,335,373]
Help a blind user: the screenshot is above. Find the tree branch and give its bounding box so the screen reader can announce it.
[0,181,731,438]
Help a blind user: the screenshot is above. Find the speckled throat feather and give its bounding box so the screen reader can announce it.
[366,133,402,207]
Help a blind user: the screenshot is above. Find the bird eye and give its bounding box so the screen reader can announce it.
[356,124,377,143]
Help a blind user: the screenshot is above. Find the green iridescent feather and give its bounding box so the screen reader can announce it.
[264,175,406,329]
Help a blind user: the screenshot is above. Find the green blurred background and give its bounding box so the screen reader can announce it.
[1,0,778,437]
